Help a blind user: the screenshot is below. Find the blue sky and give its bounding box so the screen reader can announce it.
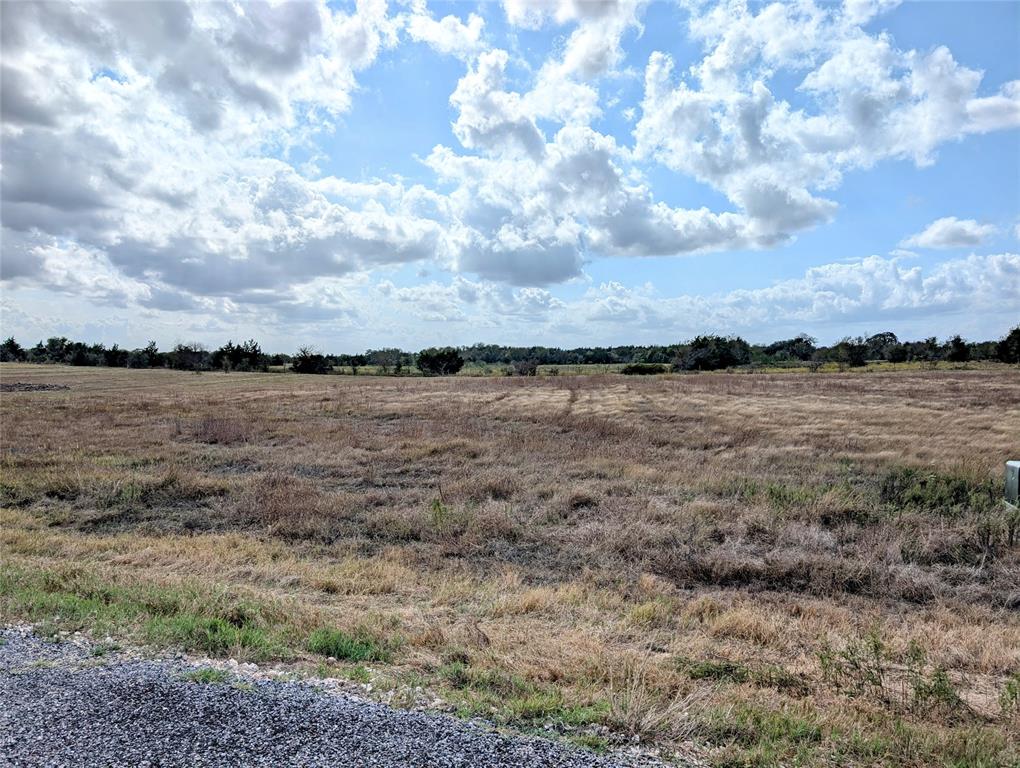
[1,0,1018,352]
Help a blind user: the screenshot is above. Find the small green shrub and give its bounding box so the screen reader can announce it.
[430,498,453,527]
[683,658,749,683]
[880,467,997,517]
[819,632,967,717]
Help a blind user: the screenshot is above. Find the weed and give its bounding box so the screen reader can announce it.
[1000,672,1020,719]
[181,667,230,684]
[678,657,808,695]
[91,641,121,657]
[819,632,967,718]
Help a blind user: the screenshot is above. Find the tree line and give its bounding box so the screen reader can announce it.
[1,327,1018,376]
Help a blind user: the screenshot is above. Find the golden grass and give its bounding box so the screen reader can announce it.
[1,363,1018,766]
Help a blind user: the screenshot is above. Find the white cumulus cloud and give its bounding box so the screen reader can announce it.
[901,217,998,249]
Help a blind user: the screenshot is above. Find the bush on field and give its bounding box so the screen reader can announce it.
[511,359,538,376]
[880,466,998,517]
[620,363,668,375]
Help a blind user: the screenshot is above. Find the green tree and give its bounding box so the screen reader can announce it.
[292,346,331,374]
[416,347,465,376]
[674,335,751,371]
[997,326,1020,364]
[0,337,25,362]
[944,335,970,363]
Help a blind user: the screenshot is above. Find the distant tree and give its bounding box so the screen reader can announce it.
[126,341,164,368]
[886,343,909,363]
[944,335,970,363]
[168,342,210,371]
[511,359,538,376]
[865,332,899,361]
[291,346,331,374]
[367,348,404,375]
[0,337,25,362]
[674,335,751,371]
[763,334,816,362]
[103,344,129,367]
[830,337,868,369]
[212,339,266,372]
[916,337,941,362]
[998,326,1020,364]
[69,342,103,366]
[27,341,47,363]
[336,353,368,375]
[211,341,237,371]
[416,347,465,376]
[43,337,71,364]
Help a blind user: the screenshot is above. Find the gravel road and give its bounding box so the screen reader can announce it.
[0,628,666,768]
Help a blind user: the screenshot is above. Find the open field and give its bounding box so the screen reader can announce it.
[281,359,1012,378]
[1,363,1018,766]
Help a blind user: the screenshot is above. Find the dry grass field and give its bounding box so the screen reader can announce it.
[1,363,1018,766]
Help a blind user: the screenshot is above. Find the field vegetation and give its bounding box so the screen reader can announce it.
[1,363,1018,766]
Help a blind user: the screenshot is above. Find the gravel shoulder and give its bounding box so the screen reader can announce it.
[0,627,673,768]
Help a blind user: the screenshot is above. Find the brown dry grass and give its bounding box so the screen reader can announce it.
[1,363,1018,766]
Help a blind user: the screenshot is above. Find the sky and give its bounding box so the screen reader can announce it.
[1,0,1018,353]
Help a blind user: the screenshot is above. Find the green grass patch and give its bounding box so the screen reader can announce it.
[439,660,606,728]
[0,565,293,661]
[146,614,275,657]
[180,667,231,684]
[307,627,391,662]
[702,701,824,767]
[90,641,121,657]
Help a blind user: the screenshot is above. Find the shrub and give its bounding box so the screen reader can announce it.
[879,466,997,517]
[511,359,538,376]
[620,363,667,375]
[819,631,967,717]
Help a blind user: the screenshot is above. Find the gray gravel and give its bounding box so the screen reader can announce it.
[0,629,664,767]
